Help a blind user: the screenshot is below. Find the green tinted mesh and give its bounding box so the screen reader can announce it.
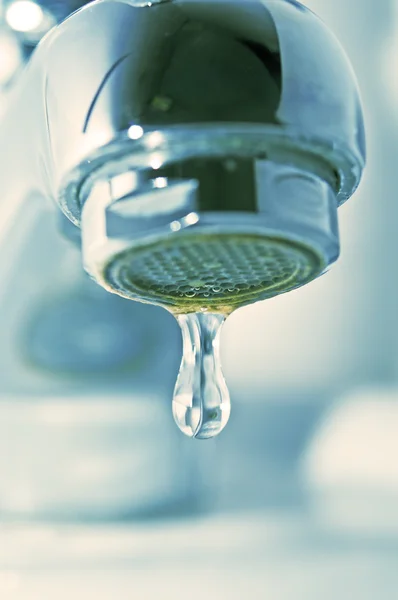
[104,233,323,313]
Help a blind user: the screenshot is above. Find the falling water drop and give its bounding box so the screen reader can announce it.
[172,312,231,440]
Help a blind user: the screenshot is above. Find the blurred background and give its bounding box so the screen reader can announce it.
[0,0,397,598]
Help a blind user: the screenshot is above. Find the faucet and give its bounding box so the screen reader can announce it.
[0,0,366,438]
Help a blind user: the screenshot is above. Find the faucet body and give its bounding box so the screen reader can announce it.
[0,0,365,307]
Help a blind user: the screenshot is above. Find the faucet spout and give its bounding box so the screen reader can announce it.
[0,0,365,306]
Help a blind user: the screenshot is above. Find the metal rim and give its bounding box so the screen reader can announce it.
[58,124,364,226]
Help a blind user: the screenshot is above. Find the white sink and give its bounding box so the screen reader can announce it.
[1,511,397,600]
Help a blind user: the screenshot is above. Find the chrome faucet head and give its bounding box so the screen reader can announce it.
[32,0,366,312]
[0,0,366,440]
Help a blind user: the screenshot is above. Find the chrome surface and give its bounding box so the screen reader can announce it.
[0,1,365,303]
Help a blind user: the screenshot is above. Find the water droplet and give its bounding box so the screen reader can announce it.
[172,313,231,439]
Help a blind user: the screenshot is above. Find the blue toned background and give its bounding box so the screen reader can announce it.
[0,1,397,598]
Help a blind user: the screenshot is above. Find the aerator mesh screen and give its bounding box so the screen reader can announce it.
[104,232,323,313]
